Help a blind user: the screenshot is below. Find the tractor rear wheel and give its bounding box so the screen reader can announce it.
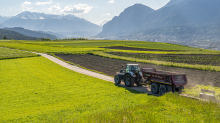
[124,74,135,87]
[159,85,167,95]
[114,75,121,84]
[151,83,159,94]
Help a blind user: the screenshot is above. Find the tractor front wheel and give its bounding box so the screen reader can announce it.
[124,74,135,87]
[114,74,121,84]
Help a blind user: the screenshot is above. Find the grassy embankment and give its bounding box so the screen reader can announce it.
[0,52,219,122]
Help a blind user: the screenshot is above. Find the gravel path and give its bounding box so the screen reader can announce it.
[37,53,157,94]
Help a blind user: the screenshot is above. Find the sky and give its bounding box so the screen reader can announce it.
[0,0,170,26]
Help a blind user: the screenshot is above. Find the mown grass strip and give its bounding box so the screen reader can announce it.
[93,51,220,72]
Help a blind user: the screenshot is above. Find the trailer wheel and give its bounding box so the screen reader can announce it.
[124,74,134,87]
[159,85,167,95]
[151,83,159,94]
[114,75,121,84]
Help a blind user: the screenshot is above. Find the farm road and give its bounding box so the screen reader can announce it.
[36,53,154,94]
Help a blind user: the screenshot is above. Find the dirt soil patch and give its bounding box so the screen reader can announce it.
[55,54,220,88]
[108,52,220,66]
[102,46,179,51]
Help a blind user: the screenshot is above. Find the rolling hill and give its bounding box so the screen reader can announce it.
[4,27,57,39]
[0,29,37,40]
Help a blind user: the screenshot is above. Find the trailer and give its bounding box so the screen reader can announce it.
[114,64,187,95]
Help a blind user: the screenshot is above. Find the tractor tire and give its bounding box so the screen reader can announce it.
[159,85,167,95]
[114,75,121,84]
[151,83,159,94]
[124,74,135,87]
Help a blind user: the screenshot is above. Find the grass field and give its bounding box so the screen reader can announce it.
[0,47,38,60]
[0,56,220,122]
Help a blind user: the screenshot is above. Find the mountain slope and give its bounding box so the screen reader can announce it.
[0,15,10,23]
[98,4,155,37]
[0,24,4,28]
[99,0,220,38]
[4,27,57,39]
[0,29,37,40]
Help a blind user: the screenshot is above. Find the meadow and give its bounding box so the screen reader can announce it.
[1,40,220,122]
[0,56,219,122]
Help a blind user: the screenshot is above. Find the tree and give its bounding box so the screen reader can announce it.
[3,36,7,40]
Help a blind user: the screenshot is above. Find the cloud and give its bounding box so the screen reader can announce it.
[21,1,33,11]
[22,1,32,5]
[61,4,93,15]
[39,17,45,19]
[108,0,115,3]
[95,19,111,26]
[36,0,52,5]
[48,5,61,11]
[102,13,110,16]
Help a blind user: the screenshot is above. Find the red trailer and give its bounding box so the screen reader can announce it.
[141,68,187,94]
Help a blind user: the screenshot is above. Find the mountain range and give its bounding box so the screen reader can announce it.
[4,27,57,39]
[1,11,102,38]
[98,0,220,42]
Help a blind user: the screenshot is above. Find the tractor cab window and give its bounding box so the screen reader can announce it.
[126,65,130,72]
[131,65,140,71]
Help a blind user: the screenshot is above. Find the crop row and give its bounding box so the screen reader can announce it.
[108,52,220,66]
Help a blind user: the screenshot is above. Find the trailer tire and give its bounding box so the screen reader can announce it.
[124,74,135,87]
[151,83,159,94]
[159,85,167,95]
[114,75,121,84]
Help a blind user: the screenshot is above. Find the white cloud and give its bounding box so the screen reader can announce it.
[36,0,52,5]
[108,0,115,3]
[61,4,93,15]
[21,1,33,11]
[48,5,61,11]
[23,1,32,5]
[95,19,111,26]
[39,17,45,19]
[102,13,110,16]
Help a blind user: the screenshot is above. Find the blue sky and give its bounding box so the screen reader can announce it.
[0,0,170,25]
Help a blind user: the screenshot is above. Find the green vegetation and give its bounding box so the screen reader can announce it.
[0,47,38,60]
[1,40,220,72]
[0,57,219,122]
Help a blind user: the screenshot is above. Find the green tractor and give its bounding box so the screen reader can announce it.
[114,64,142,87]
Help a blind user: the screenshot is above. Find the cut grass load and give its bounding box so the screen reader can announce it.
[0,57,220,122]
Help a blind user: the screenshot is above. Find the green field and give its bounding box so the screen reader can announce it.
[1,40,220,122]
[0,56,219,122]
[0,47,38,60]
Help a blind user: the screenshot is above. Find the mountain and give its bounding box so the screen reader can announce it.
[99,4,155,36]
[0,15,10,23]
[0,29,37,40]
[98,0,220,38]
[0,24,4,28]
[4,27,57,39]
[2,11,102,37]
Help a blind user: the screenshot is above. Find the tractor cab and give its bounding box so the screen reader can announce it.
[125,64,140,73]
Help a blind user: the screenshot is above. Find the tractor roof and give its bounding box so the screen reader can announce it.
[126,64,139,66]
